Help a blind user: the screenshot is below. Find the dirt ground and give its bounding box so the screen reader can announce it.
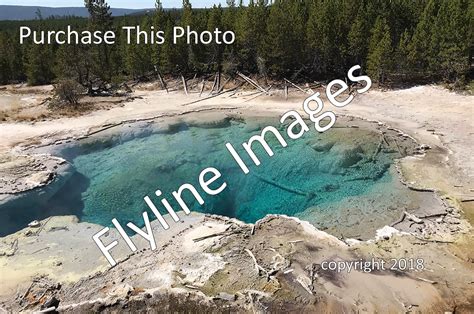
[0,83,473,312]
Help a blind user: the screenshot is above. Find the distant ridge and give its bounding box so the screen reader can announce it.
[0,5,153,21]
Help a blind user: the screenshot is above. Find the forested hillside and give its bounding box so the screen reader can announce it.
[0,0,472,89]
[0,5,150,21]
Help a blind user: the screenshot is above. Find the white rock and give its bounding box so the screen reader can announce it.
[28,220,41,228]
[375,226,405,241]
[345,238,362,246]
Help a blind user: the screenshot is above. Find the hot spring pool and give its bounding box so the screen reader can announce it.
[2,115,431,238]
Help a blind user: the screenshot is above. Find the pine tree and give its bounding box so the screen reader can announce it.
[0,33,12,84]
[151,0,166,73]
[0,0,469,87]
[234,1,256,72]
[431,0,470,83]
[367,17,392,84]
[160,18,179,73]
[262,0,305,77]
[207,5,224,72]
[178,0,194,72]
[54,42,92,86]
[125,15,154,80]
[84,0,115,91]
[24,15,55,85]
[347,12,368,68]
[221,0,238,74]
[395,29,411,75]
[223,0,237,30]
[408,0,437,74]
[9,33,25,82]
[307,0,344,76]
[26,43,55,85]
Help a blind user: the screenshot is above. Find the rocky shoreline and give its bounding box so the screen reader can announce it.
[0,85,473,312]
[1,213,472,313]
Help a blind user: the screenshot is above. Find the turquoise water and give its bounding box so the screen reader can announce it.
[65,119,397,229]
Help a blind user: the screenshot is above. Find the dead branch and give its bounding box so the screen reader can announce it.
[192,231,228,242]
[20,281,36,305]
[217,76,232,94]
[190,73,198,89]
[284,78,311,94]
[209,72,218,95]
[35,217,52,236]
[288,240,304,244]
[253,173,307,196]
[416,277,437,284]
[9,238,18,256]
[296,276,313,295]
[31,247,49,254]
[185,284,200,290]
[183,82,244,106]
[181,75,188,96]
[199,78,205,97]
[245,248,268,277]
[237,72,268,94]
[157,72,168,93]
[243,91,264,103]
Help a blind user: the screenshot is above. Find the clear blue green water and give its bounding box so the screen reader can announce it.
[1,117,417,237]
[70,119,395,229]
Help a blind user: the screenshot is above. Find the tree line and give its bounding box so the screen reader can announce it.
[0,0,472,90]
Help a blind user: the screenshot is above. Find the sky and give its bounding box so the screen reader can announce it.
[0,0,228,9]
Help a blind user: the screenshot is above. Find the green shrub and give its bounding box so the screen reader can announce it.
[52,79,84,107]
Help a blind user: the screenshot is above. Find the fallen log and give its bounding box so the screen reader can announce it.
[157,72,168,93]
[217,76,232,93]
[190,73,198,89]
[243,91,264,103]
[284,78,311,94]
[181,75,188,96]
[199,79,205,97]
[183,82,244,106]
[192,231,228,242]
[209,72,218,95]
[237,72,268,94]
[416,277,437,284]
[253,173,307,196]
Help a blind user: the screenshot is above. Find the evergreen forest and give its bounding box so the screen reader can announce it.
[0,0,472,90]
